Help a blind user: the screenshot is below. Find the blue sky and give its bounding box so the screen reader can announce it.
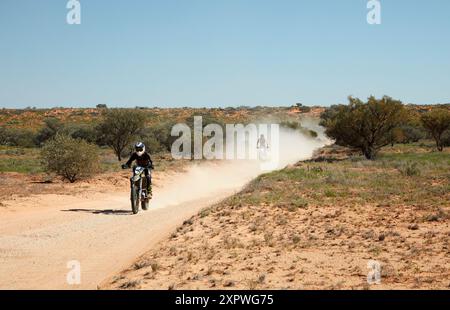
[0,0,449,108]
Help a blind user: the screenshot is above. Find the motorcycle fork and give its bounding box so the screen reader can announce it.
[138,177,143,202]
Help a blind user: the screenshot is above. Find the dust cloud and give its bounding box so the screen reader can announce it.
[150,122,331,209]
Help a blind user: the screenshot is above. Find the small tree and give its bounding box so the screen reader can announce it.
[420,109,450,151]
[41,134,99,183]
[96,109,146,160]
[320,96,406,159]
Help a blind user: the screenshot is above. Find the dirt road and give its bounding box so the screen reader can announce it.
[0,164,254,289]
[0,129,328,289]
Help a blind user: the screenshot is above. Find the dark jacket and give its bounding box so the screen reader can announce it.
[125,152,153,168]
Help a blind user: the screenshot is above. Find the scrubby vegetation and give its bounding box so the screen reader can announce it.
[40,134,99,183]
[95,109,147,160]
[107,142,449,290]
[420,108,450,151]
[1,102,448,182]
[320,96,406,159]
[0,106,323,179]
[320,97,450,159]
[0,127,36,148]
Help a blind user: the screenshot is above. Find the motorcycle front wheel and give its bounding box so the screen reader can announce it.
[130,184,139,214]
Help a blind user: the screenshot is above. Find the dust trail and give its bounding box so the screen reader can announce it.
[0,123,331,289]
[151,124,331,209]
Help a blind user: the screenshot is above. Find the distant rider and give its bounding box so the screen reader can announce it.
[257,134,267,150]
[122,142,154,197]
[257,134,269,161]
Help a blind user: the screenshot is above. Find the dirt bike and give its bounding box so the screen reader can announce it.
[257,144,270,162]
[128,165,152,214]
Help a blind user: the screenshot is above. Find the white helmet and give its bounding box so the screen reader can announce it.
[135,142,145,156]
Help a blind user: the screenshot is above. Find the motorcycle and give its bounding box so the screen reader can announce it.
[127,165,152,214]
[257,144,271,162]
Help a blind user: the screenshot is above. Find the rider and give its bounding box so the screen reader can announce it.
[257,134,269,160]
[257,134,267,149]
[122,142,154,197]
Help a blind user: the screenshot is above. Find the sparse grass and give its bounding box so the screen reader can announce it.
[0,146,43,173]
[133,260,151,270]
[119,279,141,289]
[264,232,275,247]
[106,141,450,290]
[395,161,421,176]
[228,143,448,209]
[150,261,159,272]
[223,235,243,249]
[292,235,301,244]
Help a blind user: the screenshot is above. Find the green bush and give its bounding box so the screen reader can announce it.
[35,118,64,146]
[0,127,37,147]
[96,109,146,160]
[421,109,450,151]
[63,124,97,143]
[280,121,300,130]
[139,128,164,153]
[441,130,450,147]
[143,122,178,152]
[41,134,99,183]
[320,96,406,159]
[400,125,426,143]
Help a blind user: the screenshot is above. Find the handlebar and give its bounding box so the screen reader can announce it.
[121,164,154,170]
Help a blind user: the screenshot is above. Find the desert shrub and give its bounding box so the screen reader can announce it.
[145,122,178,152]
[35,118,64,146]
[0,127,7,145]
[184,113,225,131]
[96,109,146,160]
[320,96,406,159]
[399,125,426,143]
[41,134,99,183]
[441,130,450,147]
[0,127,37,147]
[396,161,421,177]
[421,109,450,151]
[139,128,164,153]
[294,103,311,113]
[63,124,97,143]
[387,125,425,145]
[280,121,300,130]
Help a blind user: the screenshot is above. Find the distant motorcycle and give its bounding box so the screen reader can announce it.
[257,145,270,162]
[127,165,151,214]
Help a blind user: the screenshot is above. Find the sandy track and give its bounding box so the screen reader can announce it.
[0,158,278,290]
[0,165,251,290]
[0,129,328,289]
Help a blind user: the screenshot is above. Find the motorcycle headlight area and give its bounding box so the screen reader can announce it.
[132,175,141,182]
[133,167,145,181]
